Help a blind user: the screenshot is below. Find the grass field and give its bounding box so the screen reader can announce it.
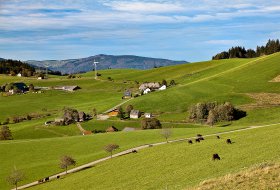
[1,53,280,189]
[29,124,280,190]
[1,124,259,190]
[190,162,280,190]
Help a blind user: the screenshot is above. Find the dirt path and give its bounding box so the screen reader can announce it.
[76,122,92,135]
[14,122,280,190]
[103,98,134,114]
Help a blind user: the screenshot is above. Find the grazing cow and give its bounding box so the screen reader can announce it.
[45,177,49,182]
[132,149,138,153]
[57,175,60,179]
[149,144,153,147]
[38,179,44,184]
[195,138,200,143]
[197,134,204,140]
[226,139,232,144]
[216,135,220,139]
[188,139,193,144]
[212,153,221,161]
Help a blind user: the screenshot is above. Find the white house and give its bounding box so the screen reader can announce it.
[143,88,151,94]
[159,85,166,91]
[144,113,152,118]
[130,110,141,119]
[17,73,22,77]
[139,82,160,91]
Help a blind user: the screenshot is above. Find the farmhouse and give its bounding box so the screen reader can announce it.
[123,90,132,99]
[139,82,160,91]
[8,82,29,94]
[144,113,152,118]
[54,86,80,92]
[143,88,151,94]
[159,85,167,91]
[107,108,119,117]
[130,110,141,119]
[17,73,22,77]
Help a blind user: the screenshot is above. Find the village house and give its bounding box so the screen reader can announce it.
[139,82,160,91]
[130,110,141,119]
[17,73,22,77]
[159,85,167,91]
[107,108,119,117]
[123,90,132,99]
[144,113,152,118]
[143,88,151,94]
[53,86,80,92]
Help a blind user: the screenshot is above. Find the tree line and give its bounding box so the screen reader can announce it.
[212,39,280,60]
[0,59,35,76]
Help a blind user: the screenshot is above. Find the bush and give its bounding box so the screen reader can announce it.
[189,102,246,125]
[0,126,12,140]
[63,108,79,125]
[141,118,162,129]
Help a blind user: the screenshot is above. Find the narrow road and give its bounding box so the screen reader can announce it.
[14,122,280,190]
[103,98,134,114]
[76,122,92,135]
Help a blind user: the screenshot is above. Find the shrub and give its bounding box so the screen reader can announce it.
[141,118,162,129]
[0,126,13,140]
[189,102,246,126]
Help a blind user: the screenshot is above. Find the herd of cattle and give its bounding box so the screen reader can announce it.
[187,134,233,161]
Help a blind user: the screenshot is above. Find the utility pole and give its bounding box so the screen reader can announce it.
[45,65,49,79]
[93,59,99,79]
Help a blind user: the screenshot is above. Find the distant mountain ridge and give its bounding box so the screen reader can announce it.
[26,54,187,74]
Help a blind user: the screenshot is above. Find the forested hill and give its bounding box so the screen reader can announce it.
[212,39,280,60]
[0,59,35,76]
[26,54,187,74]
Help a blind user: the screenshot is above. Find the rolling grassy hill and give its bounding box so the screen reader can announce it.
[29,124,280,190]
[0,53,280,189]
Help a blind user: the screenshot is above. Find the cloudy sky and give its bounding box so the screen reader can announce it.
[1,0,280,62]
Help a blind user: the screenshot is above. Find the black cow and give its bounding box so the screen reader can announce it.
[195,138,200,143]
[216,135,220,139]
[45,177,49,182]
[57,175,60,179]
[197,134,204,140]
[188,139,193,144]
[226,139,232,144]
[38,179,44,183]
[212,153,220,161]
[132,149,138,153]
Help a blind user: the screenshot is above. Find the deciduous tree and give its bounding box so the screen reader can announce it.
[160,128,172,143]
[6,167,25,190]
[59,155,76,174]
[104,144,119,158]
[0,125,12,140]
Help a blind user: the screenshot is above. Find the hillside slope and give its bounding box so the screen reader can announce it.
[29,124,280,190]
[190,162,280,190]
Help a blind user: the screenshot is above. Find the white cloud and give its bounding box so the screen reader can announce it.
[103,1,185,13]
[206,40,242,45]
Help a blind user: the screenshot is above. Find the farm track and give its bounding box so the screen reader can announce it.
[14,122,280,190]
[179,54,275,87]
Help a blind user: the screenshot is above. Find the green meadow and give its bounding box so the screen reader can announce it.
[30,124,280,190]
[0,53,280,189]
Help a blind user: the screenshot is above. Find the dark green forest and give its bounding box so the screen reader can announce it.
[0,59,35,76]
[212,39,280,60]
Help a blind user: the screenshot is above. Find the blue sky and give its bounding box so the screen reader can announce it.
[1,0,280,62]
